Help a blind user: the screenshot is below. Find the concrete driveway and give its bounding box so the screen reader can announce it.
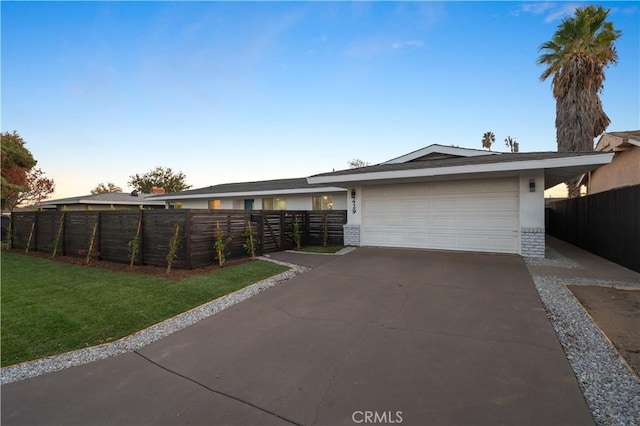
[1,248,593,425]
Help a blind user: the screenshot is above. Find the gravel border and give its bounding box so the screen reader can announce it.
[1,258,309,385]
[526,255,640,425]
[284,246,357,256]
[524,245,583,269]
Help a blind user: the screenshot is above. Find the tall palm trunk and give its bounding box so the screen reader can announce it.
[537,5,621,199]
[554,55,610,153]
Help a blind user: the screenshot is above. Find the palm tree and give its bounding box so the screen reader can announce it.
[537,6,621,197]
[505,136,519,153]
[481,131,495,151]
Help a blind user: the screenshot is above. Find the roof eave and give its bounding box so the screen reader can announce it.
[307,153,615,185]
[152,186,348,201]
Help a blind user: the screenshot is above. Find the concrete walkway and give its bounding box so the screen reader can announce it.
[1,248,593,425]
[528,236,640,283]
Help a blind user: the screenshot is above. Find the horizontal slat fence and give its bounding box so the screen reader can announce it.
[99,211,143,264]
[546,184,639,273]
[65,212,100,258]
[10,209,347,269]
[142,211,187,268]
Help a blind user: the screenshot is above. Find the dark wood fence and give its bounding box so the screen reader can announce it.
[10,209,347,269]
[546,184,640,273]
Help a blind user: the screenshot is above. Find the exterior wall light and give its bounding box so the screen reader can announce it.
[529,179,536,192]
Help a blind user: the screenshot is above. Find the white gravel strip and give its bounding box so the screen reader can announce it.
[1,259,309,385]
[284,246,357,256]
[526,255,640,426]
[525,246,583,269]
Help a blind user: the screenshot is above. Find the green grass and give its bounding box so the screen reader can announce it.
[299,245,345,254]
[0,252,288,367]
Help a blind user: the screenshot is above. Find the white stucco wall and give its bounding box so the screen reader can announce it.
[168,191,347,211]
[518,171,545,257]
[518,171,545,229]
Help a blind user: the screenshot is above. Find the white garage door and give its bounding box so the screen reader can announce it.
[362,178,519,254]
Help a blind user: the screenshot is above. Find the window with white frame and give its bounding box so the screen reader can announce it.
[262,198,287,210]
[312,195,333,210]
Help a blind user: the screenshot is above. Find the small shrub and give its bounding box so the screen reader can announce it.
[166,223,181,273]
[214,221,232,266]
[51,213,65,258]
[25,222,35,254]
[78,248,100,262]
[292,216,301,250]
[322,215,328,247]
[128,219,142,268]
[243,221,258,260]
[85,221,99,264]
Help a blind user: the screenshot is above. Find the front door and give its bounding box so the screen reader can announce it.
[244,199,254,210]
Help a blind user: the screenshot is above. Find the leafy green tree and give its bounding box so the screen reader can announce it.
[537,5,621,196]
[91,182,123,194]
[481,131,495,151]
[128,166,191,194]
[1,131,38,210]
[505,136,519,153]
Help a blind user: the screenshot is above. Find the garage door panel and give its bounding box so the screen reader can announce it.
[366,214,518,230]
[362,179,519,254]
[363,229,518,254]
[456,197,518,211]
[368,196,517,212]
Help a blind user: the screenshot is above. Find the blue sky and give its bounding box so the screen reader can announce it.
[2,1,638,199]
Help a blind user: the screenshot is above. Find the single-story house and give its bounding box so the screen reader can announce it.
[578,130,640,195]
[35,192,165,211]
[307,144,613,258]
[152,178,347,211]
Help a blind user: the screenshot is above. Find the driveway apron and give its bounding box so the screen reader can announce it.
[1,248,593,425]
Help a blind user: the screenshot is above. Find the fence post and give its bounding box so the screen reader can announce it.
[140,210,145,266]
[9,213,14,250]
[279,211,284,249]
[258,212,264,255]
[304,211,310,246]
[184,210,192,269]
[97,212,102,260]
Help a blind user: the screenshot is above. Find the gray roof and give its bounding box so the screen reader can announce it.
[41,192,164,206]
[156,177,346,198]
[310,151,606,178]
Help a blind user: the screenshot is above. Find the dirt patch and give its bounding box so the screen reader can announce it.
[4,249,251,281]
[568,285,640,377]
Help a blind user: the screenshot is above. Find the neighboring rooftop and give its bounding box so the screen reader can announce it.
[595,130,640,152]
[606,130,640,141]
[39,192,165,208]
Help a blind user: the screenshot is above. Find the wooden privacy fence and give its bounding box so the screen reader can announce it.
[10,209,347,269]
[546,184,640,273]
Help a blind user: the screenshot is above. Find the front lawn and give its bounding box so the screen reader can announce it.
[0,252,288,367]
